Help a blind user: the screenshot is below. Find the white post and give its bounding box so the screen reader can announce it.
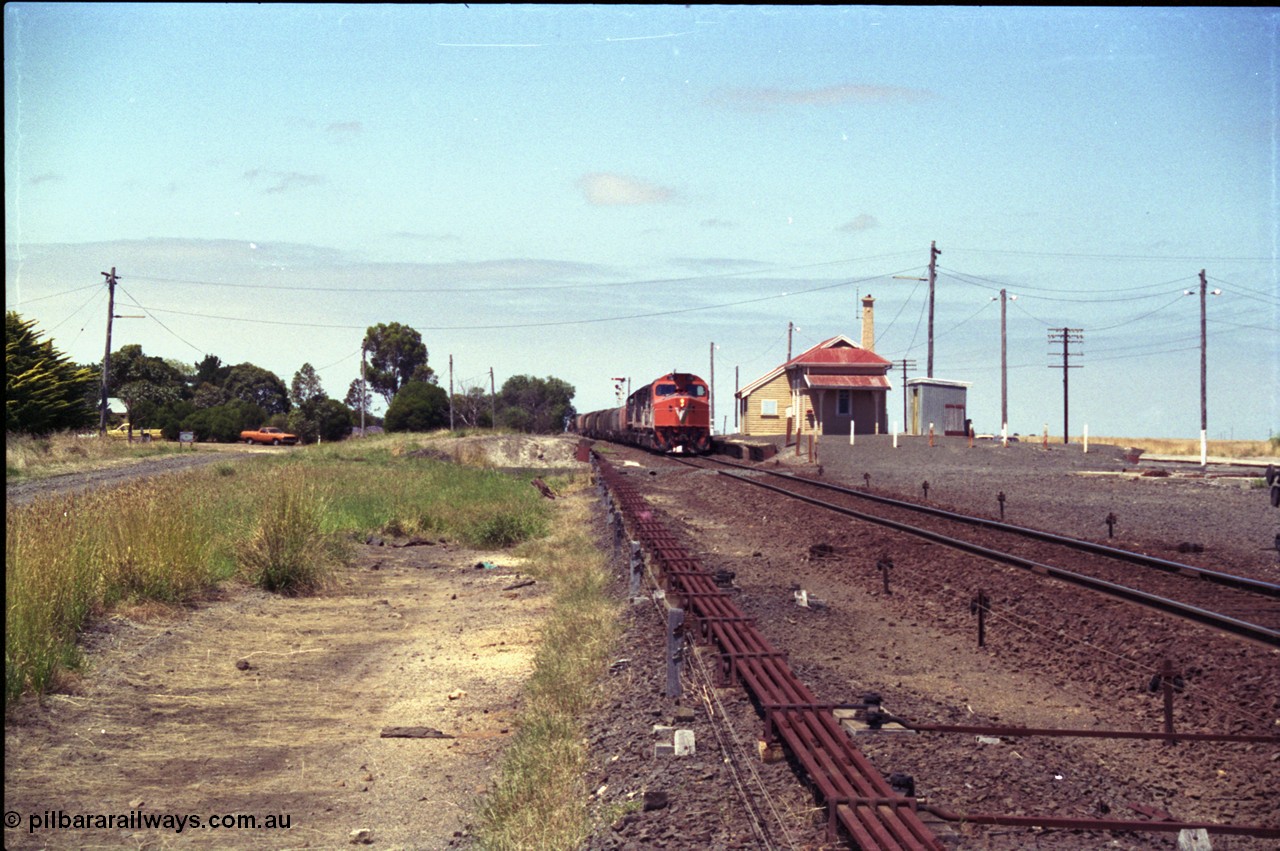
[1083,423,1088,453]
[1001,422,1008,448]
[850,422,855,446]
[892,422,898,448]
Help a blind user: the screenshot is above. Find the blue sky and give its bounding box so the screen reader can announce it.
[5,5,1277,439]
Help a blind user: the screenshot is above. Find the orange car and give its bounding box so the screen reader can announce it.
[240,426,299,446]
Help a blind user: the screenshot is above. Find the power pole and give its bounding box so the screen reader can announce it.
[1185,270,1220,465]
[709,342,715,436]
[489,367,496,429]
[787,322,793,361]
[98,267,118,434]
[734,365,739,431]
[927,240,940,378]
[360,345,368,435]
[994,289,1017,436]
[1047,328,1083,444]
[894,358,917,432]
[448,354,455,431]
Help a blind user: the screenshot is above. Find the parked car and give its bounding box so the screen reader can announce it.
[240,426,299,446]
[105,422,162,440]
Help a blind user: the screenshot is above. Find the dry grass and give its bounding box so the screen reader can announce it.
[474,479,621,850]
[6,430,182,480]
[1092,436,1278,460]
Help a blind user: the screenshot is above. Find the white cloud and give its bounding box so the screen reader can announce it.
[839,214,879,233]
[711,83,932,111]
[578,172,677,206]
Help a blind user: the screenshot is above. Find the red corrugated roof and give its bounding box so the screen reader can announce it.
[785,336,892,368]
[804,374,892,389]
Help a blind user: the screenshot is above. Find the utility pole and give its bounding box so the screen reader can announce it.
[360,345,368,435]
[787,322,793,361]
[992,289,1017,437]
[1047,328,1083,444]
[489,367,496,430]
[98,268,118,434]
[1185,270,1220,466]
[709,342,716,436]
[734,365,739,431]
[893,358,917,432]
[927,240,940,377]
[448,354,455,431]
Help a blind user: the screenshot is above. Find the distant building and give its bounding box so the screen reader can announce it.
[905,378,972,436]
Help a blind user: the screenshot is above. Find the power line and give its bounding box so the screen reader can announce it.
[126,267,922,332]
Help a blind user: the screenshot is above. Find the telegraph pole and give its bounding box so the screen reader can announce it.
[734,366,739,431]
[927,240,940,377]
[1185,269,1220,466]
[709,342,716,435]
[448,354,455,431]
[360,345,368,435]
[489,367,496,430]
[1047,328,1083,444]
[787,322,793,361]
[992,289,1017,437]
[98,268,118,434]
[894,358,917,432]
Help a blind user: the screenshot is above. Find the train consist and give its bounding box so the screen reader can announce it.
[574,372,712,454]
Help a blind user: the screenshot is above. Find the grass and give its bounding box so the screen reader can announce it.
[6,430,185,481]
[474,477,622,850]
[5,433,555,706]
[1091,436,1279,459]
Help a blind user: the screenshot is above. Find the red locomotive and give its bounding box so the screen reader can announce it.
[574,372,712,454]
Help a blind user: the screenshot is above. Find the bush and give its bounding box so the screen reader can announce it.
[236,470,334,594]
[384,381,449,432]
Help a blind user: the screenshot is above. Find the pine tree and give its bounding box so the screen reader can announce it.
[5,311,98,434]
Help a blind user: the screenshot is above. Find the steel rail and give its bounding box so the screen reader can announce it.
[716,469,1280,648]
[595,454,946,850]
[697,455,1280,598]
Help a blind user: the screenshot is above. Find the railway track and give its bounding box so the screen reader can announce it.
[592,447,1280,848]
[671,454,1280,648]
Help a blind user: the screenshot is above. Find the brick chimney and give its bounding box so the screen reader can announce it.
[861,294,875,351]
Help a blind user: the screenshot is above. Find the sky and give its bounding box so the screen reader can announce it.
[5,5,1278,440]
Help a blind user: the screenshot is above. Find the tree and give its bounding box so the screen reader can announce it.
[224,363,290,415]
[194,354,231,387]
[384,381,449,433]
[108,344,189,424]
[345,379,373,416]
[5,311,98,434]
[497,375,576,434]
[181,399,265,443]
[363,322,433,406]
[290,363,326,409]
[452,385,493,429]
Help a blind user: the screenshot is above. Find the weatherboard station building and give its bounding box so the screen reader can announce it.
[736,296,893,438]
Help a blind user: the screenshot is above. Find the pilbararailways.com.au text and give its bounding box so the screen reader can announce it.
[7,809,292,834]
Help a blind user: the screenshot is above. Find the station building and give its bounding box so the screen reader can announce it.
[736,296,893,438]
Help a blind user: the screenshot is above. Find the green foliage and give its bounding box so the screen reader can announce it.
[108,344,189,421]
[498,374,576,434]
[224,362,291,415]
[384,380,449,432]
[236,469,335,595]
[181,398,266,442]
[5,311,98,434]
[363,322,433,405]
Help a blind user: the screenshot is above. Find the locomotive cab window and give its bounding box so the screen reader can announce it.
[655,383,678,397]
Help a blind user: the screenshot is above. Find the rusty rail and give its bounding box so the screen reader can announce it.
[595,452,945,850]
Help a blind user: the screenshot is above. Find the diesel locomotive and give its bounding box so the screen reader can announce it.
[574,372,712,454]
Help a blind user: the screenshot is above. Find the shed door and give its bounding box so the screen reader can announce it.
[944,403,966,436]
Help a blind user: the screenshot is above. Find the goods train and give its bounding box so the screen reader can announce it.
[574,372,712,454]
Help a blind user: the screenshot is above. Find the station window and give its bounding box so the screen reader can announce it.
[837,390,851,416]
[760,399,778,417]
